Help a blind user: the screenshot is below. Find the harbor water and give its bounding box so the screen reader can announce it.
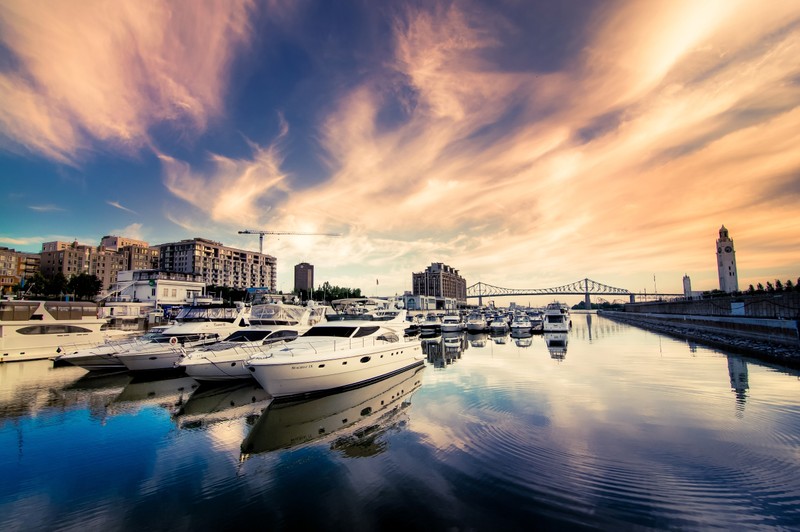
[2,313,799,530]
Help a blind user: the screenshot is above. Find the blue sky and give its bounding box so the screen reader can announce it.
[1,0,799,301]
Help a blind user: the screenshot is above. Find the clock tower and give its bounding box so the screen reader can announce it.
[716,225,739,293]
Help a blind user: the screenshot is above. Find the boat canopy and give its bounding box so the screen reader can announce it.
[249,304,309,325]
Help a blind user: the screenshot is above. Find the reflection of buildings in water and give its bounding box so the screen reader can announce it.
[173,382,271,429]
[109,375,199,415]
[423,334,463,368]
[727,356,749,416]
[543,332,568,361]
[240,364,425,459]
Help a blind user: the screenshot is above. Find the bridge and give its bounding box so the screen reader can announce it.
[466,278,683,307]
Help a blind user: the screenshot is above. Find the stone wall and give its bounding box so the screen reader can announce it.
[625,292,800,319]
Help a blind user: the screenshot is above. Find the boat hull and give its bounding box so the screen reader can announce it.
[246,341,424,399]
[182,356,253,381]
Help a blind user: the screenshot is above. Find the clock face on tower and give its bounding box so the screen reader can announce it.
[724,246,732,253]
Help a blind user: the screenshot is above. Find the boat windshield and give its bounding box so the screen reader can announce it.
[301,325,381,338]
[224,330,274,342]
[175,306,241,323]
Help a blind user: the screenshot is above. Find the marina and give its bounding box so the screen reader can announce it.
[2,313,799,529]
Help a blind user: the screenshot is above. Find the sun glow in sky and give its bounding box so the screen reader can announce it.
[1,0,799,301]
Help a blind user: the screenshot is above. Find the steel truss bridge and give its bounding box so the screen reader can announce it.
[466,278,682,307]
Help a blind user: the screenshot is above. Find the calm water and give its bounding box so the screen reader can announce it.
[2,313,800,531]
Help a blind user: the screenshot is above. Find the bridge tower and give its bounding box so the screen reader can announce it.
[584,278,591,310]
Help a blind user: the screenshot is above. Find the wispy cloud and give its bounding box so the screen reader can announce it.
[28,204,65,212]
[270,0,800,293]
[107,201,137,215]
[160,116,291,228]
[0,0,255,164]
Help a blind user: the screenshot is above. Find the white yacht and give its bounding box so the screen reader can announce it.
[543,302,571,332]
[440,314,463,333]
[116,303,250,372]
[179,303,325,381]
[465,313,487,333]
[510,314,532,332]
[244,320,424,400]
[0,300,109,363]
[489,315,509,334]
[420,313,442,334]
[56,325,170,370]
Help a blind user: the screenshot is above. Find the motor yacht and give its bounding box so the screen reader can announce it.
[510,314,532,333]
[440,314,463,333]
[116,303,250,372]
[244,320,424,400]
[489,315,509,334]
[420,313,442,334]
[465,313,487,333]
[0,300,110,363]
[543,302,571,332]
[56,325,170,371]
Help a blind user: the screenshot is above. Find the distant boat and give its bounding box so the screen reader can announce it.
[440,314,463,333]
[510,314,532,332]
[465,313,487,333]
[543,302,571,332]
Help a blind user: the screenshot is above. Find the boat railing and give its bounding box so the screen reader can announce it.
[249,334,412,359]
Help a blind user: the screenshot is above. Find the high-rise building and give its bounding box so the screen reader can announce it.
[716,225,739,293]
[412,262,467,303]
[40,241,126,291]
[157,238,277,291]
[294,262,314,294]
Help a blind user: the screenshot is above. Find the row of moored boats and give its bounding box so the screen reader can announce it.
[406,302,571,336]
[53,299,425,400]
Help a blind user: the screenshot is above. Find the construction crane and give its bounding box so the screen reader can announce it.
[238,229,342,254]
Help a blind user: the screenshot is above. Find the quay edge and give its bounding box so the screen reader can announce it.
[599,310,800,370]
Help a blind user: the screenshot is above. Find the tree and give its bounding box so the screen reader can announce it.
[775,279,783,291]
[756,283,764,292]
[67,273,102,301]
[766,281,774,292]
[747,284,755,294]
[786,279,794,291]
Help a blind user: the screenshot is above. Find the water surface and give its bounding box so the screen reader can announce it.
[2,313,799,530]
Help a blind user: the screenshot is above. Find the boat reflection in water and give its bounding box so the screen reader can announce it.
[467,333,487,348]
[173,382,271,429]
[510,329,533,348]
[544,332,569,360]
[108,374,199,415]
[240,364,425,459]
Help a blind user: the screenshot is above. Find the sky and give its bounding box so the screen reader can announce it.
[1,0,799,304]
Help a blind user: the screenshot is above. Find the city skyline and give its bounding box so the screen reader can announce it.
[1,1,799,299]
